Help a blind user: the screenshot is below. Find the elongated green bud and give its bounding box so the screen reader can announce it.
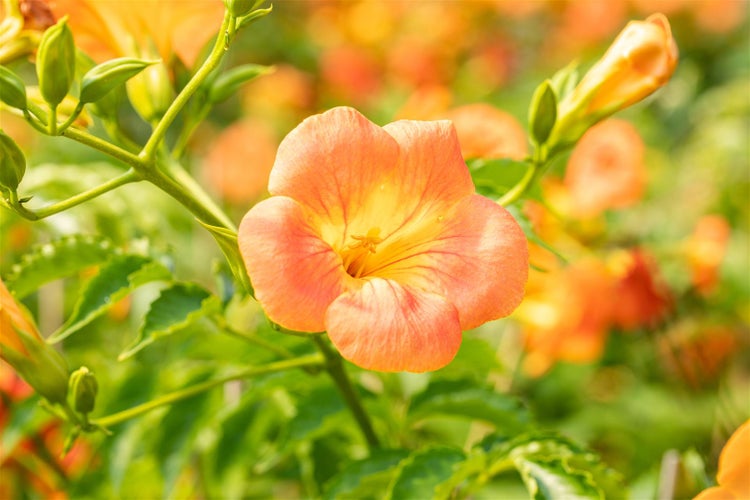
[69,366,98,415]
[0,130,26,192]
[0,65,27,110]
[36,17,75,107]
[209,63,273,104]
[528,80,557,147]
[80,57,159,104]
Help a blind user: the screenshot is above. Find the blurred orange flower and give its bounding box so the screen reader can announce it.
[518,259,614,377]
[49,0,224,65]
[695,420,750,500]
[238,107,528,372]
[442,104,528,161]
[659,323,741,388]
[564,119,646,217]
[609,248,672,330]
[201,119,278,204]
[685,215,730,295]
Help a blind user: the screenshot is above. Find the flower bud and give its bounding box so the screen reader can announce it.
[36,17,76,107]
[550,13,678,149]
[68,366,98,415]
[126,58,173,122]
[0,65,28,110]
[1,278,69,404]
[528,80,557,147]
[80,57,159,104]
[0,129,26,192]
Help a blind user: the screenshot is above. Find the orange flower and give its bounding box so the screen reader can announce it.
[517,259,614,376]
[608,248,672,330]
[238,107,528,372]
[201,119,278,204]
[442,104,528,161]
[695,420,750,500]
[564,119,646,217]
[1,278,42,355]
[552,13,678,146]
[685,215,730,295]
[49,0,224,65]
[0,278,68,403]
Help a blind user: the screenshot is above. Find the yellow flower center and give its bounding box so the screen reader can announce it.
[342,227,383,278]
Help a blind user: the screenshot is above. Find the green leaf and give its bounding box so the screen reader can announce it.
[152,369,218,496]
[386,447,466,500]
[323,449,410,500]
[408,380,531,434]
[468,158,531,199]
[49,254,171,342]
[80,57,158,104]
[287,384,346,443]
[208,63,273,104]
[479,433,625,500]
[4,235,118,298]
[119,282,221,359]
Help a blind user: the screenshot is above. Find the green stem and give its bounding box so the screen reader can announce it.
[10,168,140,220]
[90,354,324,428]
[160,157,236,230]
[140,11,233,161]
[497,160,537,207]
[313,336,381,449]
[48,104,57,135]
[57,102,85,132]
[62,127,143,168]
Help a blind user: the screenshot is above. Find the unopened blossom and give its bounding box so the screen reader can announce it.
[239,107,528,372]
[551,13,678,147]
[0,278,68,403]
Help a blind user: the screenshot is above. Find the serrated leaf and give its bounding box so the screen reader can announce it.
[408,380,531,434]
[386,447,466,500]
[119,282,221,359]
[323,449,410,500]
[478,433,625,500]
[49,254,171,342]
[4,235,118,298]
[517,458,602,500]
[287,385,346,443]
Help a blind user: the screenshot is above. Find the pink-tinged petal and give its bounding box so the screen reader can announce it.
[374,194,528,330]
[268,107,400,240]
[238,196,354,332]
[326,279,462,372]
[382,118,475,206]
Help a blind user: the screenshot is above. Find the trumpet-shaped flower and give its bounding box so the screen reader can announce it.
[239,107,528,372]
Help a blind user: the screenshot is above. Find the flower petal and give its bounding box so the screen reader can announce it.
[326,278,462,372]
[382,117,475,206]
[375,194,528,330]
[268,107,400,245]
[238,196,353,332]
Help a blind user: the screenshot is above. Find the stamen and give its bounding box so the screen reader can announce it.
[342,227,383,278]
